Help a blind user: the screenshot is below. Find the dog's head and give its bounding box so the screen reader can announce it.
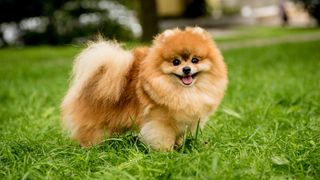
[143,27,226,86]
[157,27,218,87]
[140,27,227,112]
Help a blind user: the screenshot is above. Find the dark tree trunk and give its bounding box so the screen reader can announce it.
[184,0,207,18]
[138,0,159,41]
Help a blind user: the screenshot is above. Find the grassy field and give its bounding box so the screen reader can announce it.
[0,38,320,179]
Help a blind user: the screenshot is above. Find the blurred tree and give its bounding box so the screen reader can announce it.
[138,0,159,41]
[292,0,320,25]
[0,0,136,46]
[0,0,66,22]
[184,0,207,18]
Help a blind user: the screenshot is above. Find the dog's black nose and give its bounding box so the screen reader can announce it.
[182,66,191,75]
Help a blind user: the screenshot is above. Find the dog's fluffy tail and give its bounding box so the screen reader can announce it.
[63,40,134,105]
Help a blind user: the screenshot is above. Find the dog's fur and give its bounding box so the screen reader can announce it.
[61,27,228,150]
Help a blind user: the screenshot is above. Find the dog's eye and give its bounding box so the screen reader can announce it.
[172,59,181,66]
[191,57,199,64]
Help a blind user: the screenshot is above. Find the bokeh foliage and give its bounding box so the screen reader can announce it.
[292,0,320,25]
[0,0,135,46]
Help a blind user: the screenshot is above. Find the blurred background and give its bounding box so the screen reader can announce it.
[0,0,319,47]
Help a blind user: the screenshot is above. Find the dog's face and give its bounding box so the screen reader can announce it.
[149,27,223,88]
[159,43,212,87]
[140,27,227,112]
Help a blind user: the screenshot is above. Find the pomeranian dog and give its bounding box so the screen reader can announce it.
[61,27,228,150]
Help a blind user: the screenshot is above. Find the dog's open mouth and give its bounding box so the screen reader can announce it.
[174,73,198,86]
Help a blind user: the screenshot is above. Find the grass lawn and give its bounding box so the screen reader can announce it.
[0,39,320,179]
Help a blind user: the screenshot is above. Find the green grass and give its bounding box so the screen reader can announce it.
[214,26,320,43]
[1,39,320,179]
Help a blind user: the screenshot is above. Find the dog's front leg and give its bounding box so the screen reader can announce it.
[139,120,176,151]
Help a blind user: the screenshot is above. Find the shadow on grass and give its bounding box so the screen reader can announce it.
[87,132,208,154]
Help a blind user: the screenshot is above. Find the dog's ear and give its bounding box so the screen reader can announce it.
[153,28,180,44]
[185,26,211,39]
[133,47,149,60]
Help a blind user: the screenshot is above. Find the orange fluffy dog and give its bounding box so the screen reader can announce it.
[61,27,228,150]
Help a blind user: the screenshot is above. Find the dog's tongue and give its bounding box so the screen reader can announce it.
[182,75,193,85]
